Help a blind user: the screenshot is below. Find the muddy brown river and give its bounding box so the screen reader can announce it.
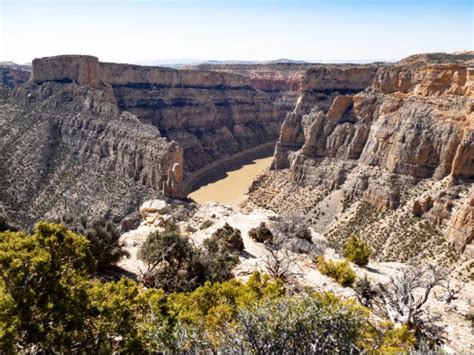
[188,155,273,209]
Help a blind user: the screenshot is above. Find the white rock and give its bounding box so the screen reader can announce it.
[140,199,169,218]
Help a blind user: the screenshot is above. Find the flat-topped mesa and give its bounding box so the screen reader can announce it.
[30,55,280,178]
[32,55,101,86]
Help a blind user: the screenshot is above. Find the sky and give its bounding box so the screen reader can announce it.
[0,0,472,64]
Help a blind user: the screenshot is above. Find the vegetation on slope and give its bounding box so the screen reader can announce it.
[0,222,424,352]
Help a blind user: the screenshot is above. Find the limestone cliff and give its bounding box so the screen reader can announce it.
[0,81,183,229]
[246,52,474,269]
[31,56,280,178]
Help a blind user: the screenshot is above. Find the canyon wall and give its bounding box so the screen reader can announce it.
[272,65,378,169]
[247,52,473,266]
[189,62,380,123]
[0,81,183,229]
[32,56,280,177]
[188,63,315,121]
[0,63,31,89]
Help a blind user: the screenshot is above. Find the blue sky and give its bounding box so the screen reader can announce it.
[0,0,472,63]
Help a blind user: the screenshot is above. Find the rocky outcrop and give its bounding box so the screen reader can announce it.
[0,63,31,89]
[447,197,474,254]
[248,52,474,259]
[31,55,281,178]
[272,65,378,169]
[0,81,184,229]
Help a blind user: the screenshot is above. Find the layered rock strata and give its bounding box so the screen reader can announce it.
[0,81,183,229]
[31,56,280,177]
[247,52,474,263]
[190,62,380,123]
[188,63,315,121]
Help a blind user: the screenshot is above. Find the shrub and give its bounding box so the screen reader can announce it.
[206,223,244,253]
[270,213,320,254]
[80,219,130,271]
[0,223,95,351]
[272,212,312,242]
[354,275,378,307]
[378,323,415,353]
[139,230,239,292]
[59,215,129,271]
[0,223,416,353]
[343,234,372,267]
[220,292,367,353]
[317,256,356,287]
[248,222,273,243]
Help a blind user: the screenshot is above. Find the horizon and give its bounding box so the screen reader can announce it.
[0,0,472,64]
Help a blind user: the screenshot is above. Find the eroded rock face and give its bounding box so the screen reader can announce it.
[0,63,31,89]
[31,55,281,178]
[272,65,378,169]
[447,197,474,254]
[249,52,474,258]
[187,62,316,121]
[0,82,184,229]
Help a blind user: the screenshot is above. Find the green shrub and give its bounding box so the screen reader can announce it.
[0,223,416,353]
[0,223,95,351]
[221,293,365,353]
[59,215,129,272]
[248,222,273,243]
[80,219,129,271]
[139,229,239,292]
[378,323,415,353]
[343,234,372,267]
[317,256,356,287]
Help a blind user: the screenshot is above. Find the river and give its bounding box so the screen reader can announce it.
[188,155,273,209]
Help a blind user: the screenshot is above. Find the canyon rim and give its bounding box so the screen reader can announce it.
[0,0,472,353]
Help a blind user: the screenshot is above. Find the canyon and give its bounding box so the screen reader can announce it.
[246,52,473,273]
[0,51,473,352]
[0,52,472,271]
[31,55,281,178]
[0,55,379,229]
[0,81,183,228]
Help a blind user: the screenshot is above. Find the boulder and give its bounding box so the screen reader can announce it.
[139,199,170,219]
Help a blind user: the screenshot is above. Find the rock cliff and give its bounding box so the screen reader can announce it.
[0,81,184,229]
[188,63,315,121]
[246,52,474,268]
[189,62,380,124]
[31,56,280,179]
[0,62,31,89]
[272,64,378,169]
